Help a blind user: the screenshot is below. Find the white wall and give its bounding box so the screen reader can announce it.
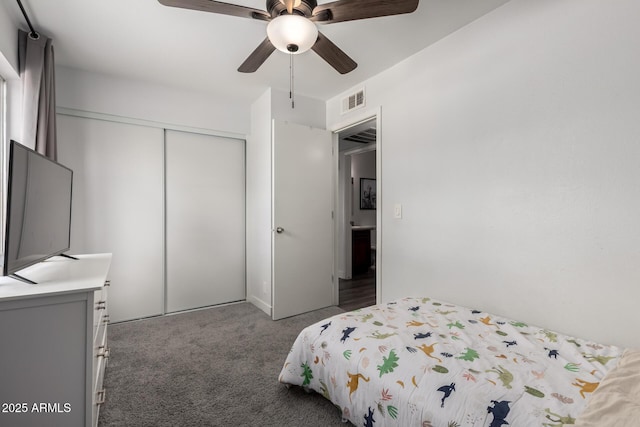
[246,89,273,314]
[351,150,376,227]
[270,88,326,129]
[327,0,640,349]
[56,67,249,134]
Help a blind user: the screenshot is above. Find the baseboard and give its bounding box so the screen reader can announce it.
[247,295,271,316]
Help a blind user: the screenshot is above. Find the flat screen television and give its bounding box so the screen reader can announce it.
[2,140,74,284]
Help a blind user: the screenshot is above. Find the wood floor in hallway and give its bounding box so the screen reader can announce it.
[338,268,376,312]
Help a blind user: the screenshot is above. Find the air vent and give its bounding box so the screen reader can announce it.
[341,88,365,114]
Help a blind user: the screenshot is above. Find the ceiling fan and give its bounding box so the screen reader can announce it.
[158,0,419,74]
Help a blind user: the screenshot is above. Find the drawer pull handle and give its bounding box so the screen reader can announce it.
[103,314,110,324]
[96,301,106,310]
[104,280,111,287]
[97,346,110,359]
[96,389,106,405]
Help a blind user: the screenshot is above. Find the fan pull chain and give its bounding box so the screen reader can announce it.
[289,52,295,109]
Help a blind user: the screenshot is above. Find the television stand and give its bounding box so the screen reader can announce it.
[9,273,38,285]
[9,254,80,284]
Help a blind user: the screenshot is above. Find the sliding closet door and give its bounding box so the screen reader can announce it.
[57,115,165,322]
[165,130,245,313]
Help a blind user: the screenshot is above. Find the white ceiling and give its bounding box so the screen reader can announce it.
[13,0,509,103]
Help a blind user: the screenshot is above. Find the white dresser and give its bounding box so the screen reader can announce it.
[0,253,112,427]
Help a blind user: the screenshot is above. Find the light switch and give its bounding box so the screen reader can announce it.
[394,203,402,219]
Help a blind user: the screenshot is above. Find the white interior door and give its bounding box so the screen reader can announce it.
[272,120,334,320]
[165,130,245,313]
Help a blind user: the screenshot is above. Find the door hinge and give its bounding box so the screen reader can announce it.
[331,211,334,219]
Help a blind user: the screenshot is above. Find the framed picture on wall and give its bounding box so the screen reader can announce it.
[360,178,376,210]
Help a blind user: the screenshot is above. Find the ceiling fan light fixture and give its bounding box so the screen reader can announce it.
[267,14,318,54]
[279,0,302,8]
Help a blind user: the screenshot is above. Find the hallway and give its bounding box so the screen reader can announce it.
[338,268,375,312]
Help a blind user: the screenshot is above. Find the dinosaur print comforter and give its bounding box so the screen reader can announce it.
[279,297,624,426]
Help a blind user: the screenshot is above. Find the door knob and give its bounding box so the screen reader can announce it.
[276,227,285,234]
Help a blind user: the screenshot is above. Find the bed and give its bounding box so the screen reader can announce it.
[279,297,636,426]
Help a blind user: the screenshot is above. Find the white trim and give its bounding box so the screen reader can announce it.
[332,131,341,304]
[114,300,247,324]
[332,106,382,305]
[56,107,246,141]
[247,294,271,316]
[162,129,167,317]
[0,53,19,82]
[270,118,276,319]
[330,107,380,134]
[375,108,382,304]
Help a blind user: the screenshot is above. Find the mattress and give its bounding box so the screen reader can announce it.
[279,297,625,426]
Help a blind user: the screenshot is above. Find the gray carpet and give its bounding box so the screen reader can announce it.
[98,302,349,426]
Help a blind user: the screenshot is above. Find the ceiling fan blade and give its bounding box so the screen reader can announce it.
[238,38,276,73]
[312,0,418,24]
[312,32,357,74]
[158,0,270,21]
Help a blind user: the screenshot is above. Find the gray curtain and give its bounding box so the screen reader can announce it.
[18,29,57,160]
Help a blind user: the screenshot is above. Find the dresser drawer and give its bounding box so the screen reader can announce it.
[93,316,108,389]
[92,280,109,427]
[93,287,108,343]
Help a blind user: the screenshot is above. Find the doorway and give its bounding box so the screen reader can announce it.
[335,118,377,311]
